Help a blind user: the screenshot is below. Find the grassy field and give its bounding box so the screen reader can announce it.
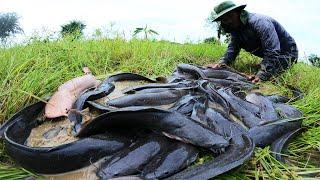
[0,38,319,179]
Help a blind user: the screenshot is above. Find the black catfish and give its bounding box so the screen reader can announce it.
[225,89,260,115]
[142,142,198,179]
[97,135,167,179]
[166,69,196,83]
[103,72,156,83]
[77,107,229,151]
[217,88,261,128]
[87,101,118,113]
[274,103,303,119]
[106,90,188,108]
[68,82,115,133]
[248,118,302,147]
[177,63,207,79]
[171,94,205,115]
[202,68,248,82]
[197,80,231,114]
[207,64,246,76]
[245,93,279,121]
[166,108,254,179]
[265,95,290,103]
[122,80,198,94]
[208,78,254,90]
[190,101,208,124]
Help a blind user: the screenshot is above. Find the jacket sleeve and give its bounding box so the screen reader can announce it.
[220,35,241,65]
[252,18,282,81]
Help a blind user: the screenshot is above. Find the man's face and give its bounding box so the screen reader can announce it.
[220,11,241,29]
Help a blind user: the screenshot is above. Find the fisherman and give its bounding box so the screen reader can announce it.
[207,1,298,83]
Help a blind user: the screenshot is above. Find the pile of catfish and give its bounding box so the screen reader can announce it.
[0,64,303,179]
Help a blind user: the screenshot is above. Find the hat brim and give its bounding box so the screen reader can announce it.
[212,4,246,22]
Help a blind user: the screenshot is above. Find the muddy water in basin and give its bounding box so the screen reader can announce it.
[26,118,77,147]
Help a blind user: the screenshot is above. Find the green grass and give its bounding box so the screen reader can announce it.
[0,165,38,180]
[0,37,319,179]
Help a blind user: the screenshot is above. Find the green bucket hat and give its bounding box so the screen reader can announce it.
[212,1,246,22]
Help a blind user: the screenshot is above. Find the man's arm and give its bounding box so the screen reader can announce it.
[252,18,282,81]
[220,35,241,65]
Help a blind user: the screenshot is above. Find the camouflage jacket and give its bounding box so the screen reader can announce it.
[220,12,298,80]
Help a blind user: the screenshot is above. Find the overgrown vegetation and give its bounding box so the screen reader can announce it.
[0,37,319,179]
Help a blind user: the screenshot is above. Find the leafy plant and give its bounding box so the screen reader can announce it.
[0,12,23,44]
[133,25,159,40]
[308,54,320,67]
[60,20,86,39]
[203,37,219,44]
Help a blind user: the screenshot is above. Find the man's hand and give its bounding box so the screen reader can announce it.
[205,63,226,69]
[248,75,260,83]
